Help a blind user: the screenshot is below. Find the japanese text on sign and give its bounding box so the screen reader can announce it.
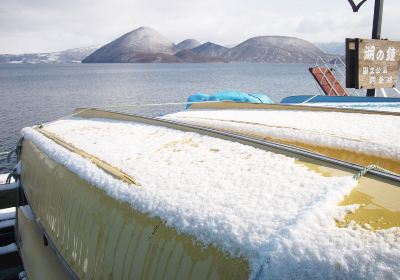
[355,39,400,89]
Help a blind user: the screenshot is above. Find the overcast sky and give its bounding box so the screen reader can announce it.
[1,0,399,54]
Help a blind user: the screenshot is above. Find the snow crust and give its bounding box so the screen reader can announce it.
[0,207,16,215]
[305,102,400,113]
[0,182,19,191]
[0,219,15,229]
[0,173,19,190]
[0,174,10,184]
[0,210,15,221]
[20,205,35,221]
[19,271,27,280]
[0,243,17,255]
[164,109,400,161]
[0,170,19,191]
[21,118,400,279]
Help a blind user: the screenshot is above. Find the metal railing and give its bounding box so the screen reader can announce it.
[316,56,400,98]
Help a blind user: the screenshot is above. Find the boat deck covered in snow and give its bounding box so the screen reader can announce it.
[12,107,400,279]
[165,101,400,174]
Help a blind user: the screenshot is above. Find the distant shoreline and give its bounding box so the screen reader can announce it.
[0,27,344,65]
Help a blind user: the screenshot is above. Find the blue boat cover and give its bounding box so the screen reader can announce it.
[186,91,273,108]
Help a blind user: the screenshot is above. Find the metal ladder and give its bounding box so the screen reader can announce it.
[0,149,24,279]
[309,56,349,96]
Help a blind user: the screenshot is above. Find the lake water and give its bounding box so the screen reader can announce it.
[0,62,357,173]
[0,63,319,172]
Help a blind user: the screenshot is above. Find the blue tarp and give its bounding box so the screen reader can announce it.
[186,91,273,108]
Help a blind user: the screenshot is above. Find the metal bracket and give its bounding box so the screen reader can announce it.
[347,0,368,12]
[7,138,23,163]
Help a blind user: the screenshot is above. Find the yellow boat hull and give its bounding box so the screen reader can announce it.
[20,139,249,279]
[16,108,400,278]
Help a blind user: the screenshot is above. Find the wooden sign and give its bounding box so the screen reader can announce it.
[352,39,400,89]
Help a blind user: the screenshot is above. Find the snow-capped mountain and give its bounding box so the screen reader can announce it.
[191,42,229,58]
[174,50,226,63]
[0,45,100,64]
[175,39,202,51]
[82,27,176,63]
[223,36,328,63]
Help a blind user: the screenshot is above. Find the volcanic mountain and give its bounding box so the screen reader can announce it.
[82,27,176,63]
[191,42,229,58]
[174,50,226,63]
[222,36,327,63]
[176,39,201,51]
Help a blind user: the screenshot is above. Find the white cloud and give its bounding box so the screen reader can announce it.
[0,0,399,53]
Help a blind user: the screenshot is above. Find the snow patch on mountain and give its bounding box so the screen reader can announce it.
[0,45,100,64]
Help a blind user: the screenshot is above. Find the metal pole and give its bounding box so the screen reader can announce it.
[366,0,384,97]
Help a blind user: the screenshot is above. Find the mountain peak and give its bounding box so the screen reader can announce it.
[129,26,164,37]
[137,26,152,30]
[176,39,201,51]
[191,42,229,57]
[82,27,176,63]
[223,36,326,63]
[120,27,175,49]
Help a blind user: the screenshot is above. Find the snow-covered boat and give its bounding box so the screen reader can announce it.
[1,103,400,279]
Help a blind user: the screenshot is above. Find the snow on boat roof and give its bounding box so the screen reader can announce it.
[305,102,400,113]
[21,117,400,279]
[164,109,400,161]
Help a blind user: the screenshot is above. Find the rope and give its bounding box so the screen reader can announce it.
[247,94,264,103]
[6,170,19,184]
[5,138,23,163]
[39,108,91,127]
[94,100,220,110]
[39,101,221,127]
[301,94,319,104]
[353,165,399,180]
[312,79,325,97]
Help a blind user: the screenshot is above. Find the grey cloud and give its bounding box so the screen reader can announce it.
[0,0,399,54]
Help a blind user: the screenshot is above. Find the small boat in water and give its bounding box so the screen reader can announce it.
[1,102,399,279]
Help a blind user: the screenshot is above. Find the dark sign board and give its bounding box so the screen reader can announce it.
[346,38,400,89]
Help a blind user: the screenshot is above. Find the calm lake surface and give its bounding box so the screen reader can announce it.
[0,63,317,172]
